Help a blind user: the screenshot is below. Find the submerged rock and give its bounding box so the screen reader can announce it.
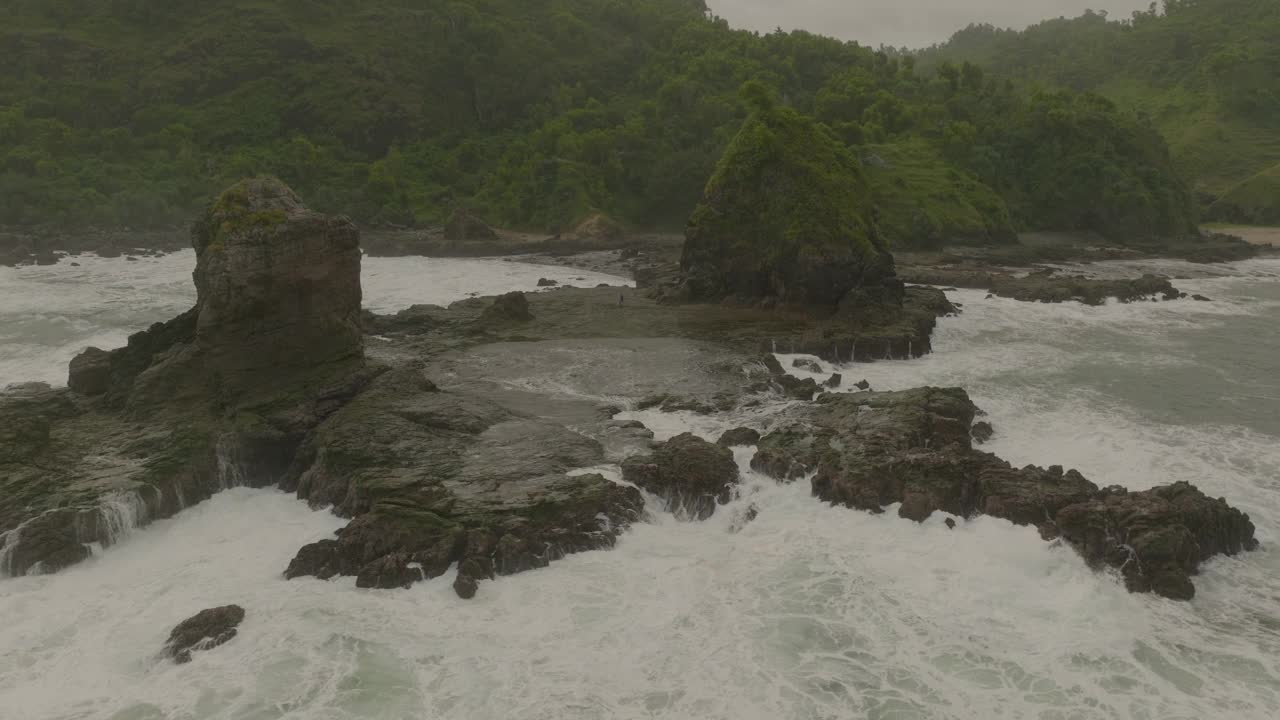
[972,421,994,444]
[570,214,624,244]
[751,388,1258,600]
[792,358,823,373]
[621,433,740,520]
[164,605,245,663]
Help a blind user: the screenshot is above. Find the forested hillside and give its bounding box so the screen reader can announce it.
[923,0,1280,224]
[1,0,1197,243]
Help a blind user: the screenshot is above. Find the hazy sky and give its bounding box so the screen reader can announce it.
[708,1,1154,48]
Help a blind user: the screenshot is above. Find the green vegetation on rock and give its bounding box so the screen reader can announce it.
[0,0,1203,242]
[681,84,887,304]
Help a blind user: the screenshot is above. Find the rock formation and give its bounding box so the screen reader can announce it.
[164,605,245,663]
[990,272,1181,305]
[750,388,1258,600]
[717,427,761,447]
[569,214,624,244]
[444,208,498,242]
[477,291,534,325]
[2,177,368,577]
[188,177,364,397]
[680,83,898,309]
[281,367,643,595]
[621,433,740,520]
[792,358,822,373]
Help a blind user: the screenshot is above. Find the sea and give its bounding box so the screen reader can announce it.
[1,251,1278,720]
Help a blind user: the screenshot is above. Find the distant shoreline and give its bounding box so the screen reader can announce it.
[1204,225,1280,247]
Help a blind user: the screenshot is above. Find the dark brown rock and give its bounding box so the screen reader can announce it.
[621,433,740,520]
[717,427,761,447]
[444,208,498,242]
[792,358,822,373]
[478,292,533,324]
[972,421,994,444]
[188,177,364,397]
[990,274,1181,306]
[750,388,1258,600]
[67,347,112,396]
[164,605,245,664]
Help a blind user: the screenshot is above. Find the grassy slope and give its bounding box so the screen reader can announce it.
[924,0,1280,224]
[861,141,1015,248]
[1208,163,1280,225]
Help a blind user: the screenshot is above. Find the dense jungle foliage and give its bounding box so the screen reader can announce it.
[923,0,1280,225]
[0,0,1207,242]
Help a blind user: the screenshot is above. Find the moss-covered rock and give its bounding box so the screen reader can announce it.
[682,84,896,306]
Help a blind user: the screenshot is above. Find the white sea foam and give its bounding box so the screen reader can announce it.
[0,255,1278,719]
[0,252,631,386]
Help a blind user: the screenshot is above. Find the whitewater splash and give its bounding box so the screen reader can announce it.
[0,251,631,386]
[1,256,1279,719]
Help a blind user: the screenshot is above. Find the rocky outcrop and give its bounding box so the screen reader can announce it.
[444,208,498,242]
[792,358,822,373]
[1,178,368,577]
[751,389,1258,600]
[281,368,644,597]
[717,427,761,447]
[972,421,994,444]
[187,177,364,399]
[569,214,623,245]
[163,605,245,663]
[621,433,740,520]
[477,292,533,325]
[680,85,898,308]
[67,348,112,396]
[990,272,1181,305]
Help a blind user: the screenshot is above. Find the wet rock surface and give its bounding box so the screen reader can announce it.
[990,272,1181,305]
[3,177,1262,607]
[1,178,368,576]
[751,388,1258,600]
[281,367,644,596]
[621,433,740,520]
[443,208,498,243]
[164,605,245,663]
[477,291,533,325]
[717,427,761,447]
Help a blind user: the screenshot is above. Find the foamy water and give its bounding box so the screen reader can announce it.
[0,251,630,385]
[1,255,1279,719]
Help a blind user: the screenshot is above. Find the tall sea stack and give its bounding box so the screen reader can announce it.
[681,82,900,308]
